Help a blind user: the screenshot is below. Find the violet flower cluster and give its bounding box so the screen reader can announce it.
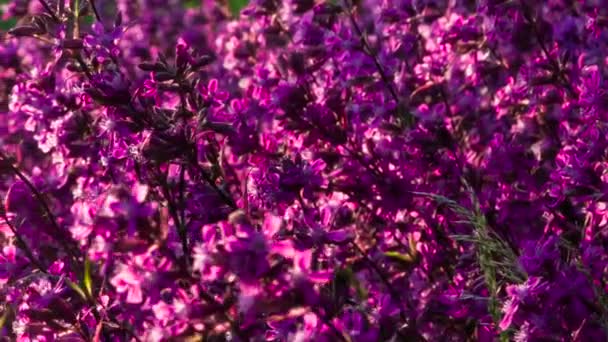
[1,0,608,340]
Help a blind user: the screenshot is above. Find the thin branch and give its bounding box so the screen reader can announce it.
[178,165,187,238]
[196,289,247,340]
[157,172,190,272]
[519,1,578,98]
[344,1,413,126]
[0,155,81,264]
[349,241,406,320]
[310,306,349,342]
[0,212,48,273]
[74,54,94,80]
[89,0,103,22]
[191,161,237,210]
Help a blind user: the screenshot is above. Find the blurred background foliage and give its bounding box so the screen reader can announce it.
[0,0,250,31]
[0,0,16,31]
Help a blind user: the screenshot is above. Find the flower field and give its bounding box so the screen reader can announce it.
[1,0,607,341]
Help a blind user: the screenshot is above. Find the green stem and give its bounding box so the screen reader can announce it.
[73,0,80,38]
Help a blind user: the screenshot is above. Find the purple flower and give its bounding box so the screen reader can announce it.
[3,0,608,340]
[198,78,229,107]
[500,277,549,331]
[110,262,145,304]
[84,22,126,61]
[519,236,560,276]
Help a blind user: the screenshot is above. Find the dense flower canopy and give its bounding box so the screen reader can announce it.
[1,0,608,340]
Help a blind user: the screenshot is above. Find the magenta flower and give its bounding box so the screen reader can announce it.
[139,72,160,103]
[500,277,549,331]
[110,263,145,304]
[198,78,229,107]
[3,0,608,340]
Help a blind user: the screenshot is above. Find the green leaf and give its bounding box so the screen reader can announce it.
[384,251,415,264]
[66,279,88,301]
[83,15,95,25]
[331,267,367,302]
[184,0,198,8]
[332,267,352,296]
[0,18,17,31]
[0,306,11,330]
[84,257,93,299]
[228,0,249,16]
[351,275,367,301]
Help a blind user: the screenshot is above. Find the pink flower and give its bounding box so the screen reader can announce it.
[110,264,144,304]
[198,78,229,107]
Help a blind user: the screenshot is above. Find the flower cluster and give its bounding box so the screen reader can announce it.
[1,0,608,340]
